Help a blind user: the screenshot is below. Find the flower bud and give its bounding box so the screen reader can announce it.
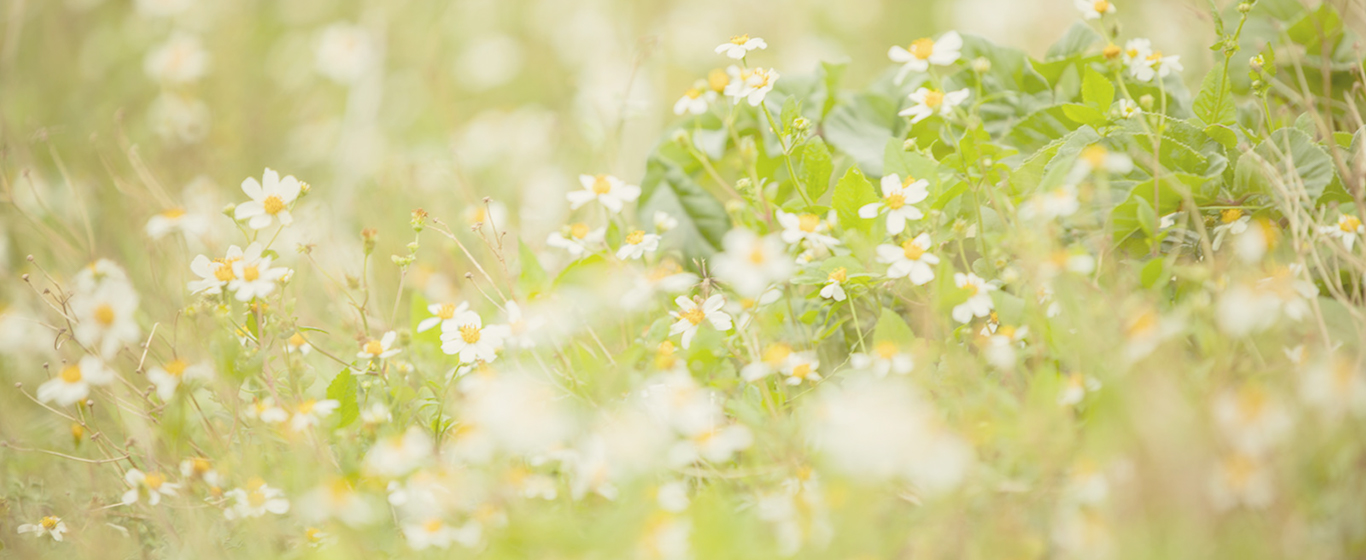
[971,57,992,73]
[410,209,428,232]
[361,228,378,255]
[1102,44,1122,60]
[1139,94,1155,110]
[1237,2,1253,14]
[222,203,237,217]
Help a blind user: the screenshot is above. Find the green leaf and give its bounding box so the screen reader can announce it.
[1046,22,1102,60]
[325,369,359,429]
[871,308,915,347]
[832,167,879,233]
[1140,258,1170,290]
[882,138,940,191]
[1287,4,1342,51]
[1233,128,1336,200]
[1193,61,1236,126]
[638,155,732,258]
[1061,103,1107,128]
[823,93,899,175]
[802,137,834,201]
[517,240,548,298]
[1081,65,1115,109]
[1135,195,1157,236]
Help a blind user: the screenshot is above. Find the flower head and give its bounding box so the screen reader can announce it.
[888,32,962,83]
[715,34,767,59]
[234,168,303,230]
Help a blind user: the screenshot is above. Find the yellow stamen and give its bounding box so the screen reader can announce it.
[143,472,165,490]
[707,69,729,92]
[1221,209,1244,224]
[459,324,481,344]
[94,304,116,326]
[875,341,899,359]
[364,340,384,356]
[902,239,925,260]
[40,517,59,530]
[242,265,260,282]
[60,364,82,383]
[730,34,750,45]
[298,399,316,415]
[1102,44,1122,60]
[1080,145,1108,169]
[164,359,188,377]
[591,175,612,195]
[1339,215,1362,233]
[828,267,847,283]
[797,214,820,233]
[263,195,285,215]
[680,307,706,325]
[570,223,590,240]
[922,90,945,109]
[763,344,792,365]
[885,193,906,209]
[161,208,186,218]
[1093,0,1110,13]
[288,332,307,348]
[625,230,646,245]
[909,37,935,60]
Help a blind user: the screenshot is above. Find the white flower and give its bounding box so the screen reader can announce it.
[669,295,733,349]
[227,254,289,302]
[248,398,290,424]
[1075,0,1116,20]
[188,244,262,295]
[780,351,821,385]
[723,66,780,107]
[1070,144,1133,179]
[547,223,607,257]
[145,208,208,240]
[122,469,180,506]
[463,200,508,233]
[1212,209,1251,250]
[357,331,401,360]
[714,34,767,59]
[982,324,1028,370]
[290,399,340,432]
[1116,98,1140,119]
[1208,454,1274,511]
[70,273,141,359]
[440,310,508,363]
[900,88,970,123]
[850,341,915,377]
[669,423,753,466]
[711,229,794,297]
[673,85,715,116]
[653,210,679,233]
[887,32,962,83]
[1299,354,1366,419]
[286,332,313,355]
[741,343,794,382]
[951,273,996,324]
[876,233,939,285]
[1213,385,1292,456]
[1057,373,1102,406]
[363,427,434,478]
[233,168,303,230]
[315,23,376,84]
[144,33,209,84]
[567,174,641,213]
[418,302,468,333]
[776,211,841,248]
[622,263,699,310]
[17,516,67,541]
[819,267,848,302]
[1319,213,1363,250]
[616,230,661,260]
[149,92,210,144]
[37,356,115,406]
[298,479,375,527]
[223,479,290,520]
[361,402,393,426]
[147,359,212,401]
[1019,185,1080,221]
[403,518,481,550]
[859,174,929,234]
[1125,39,1182,82]
[657,481,691,512]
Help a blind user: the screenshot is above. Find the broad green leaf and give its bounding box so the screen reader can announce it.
[325,369,359,429]
[1135,195,1157,236]
[638,155,732,258]
[823,93,899,175]
[1193,61,1235,126]
[1233,128,1336,200]
[1140,258,1170,290]
[832,167,879,233]
[1081,65,1115,109]
[1287,4,1342,51]
[518,240,548,298]
[871,308,915,347]
[1046,22,1102,60]
[1061,103,1107,128]
[802,137,834,201]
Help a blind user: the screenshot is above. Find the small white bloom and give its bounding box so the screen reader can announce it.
[440,310,509,363]
[315,23,376,84]
[547,223,607,257]
[673,86,714,116]
[188,244,261,295]
[418,302,469,333]
[69,272,141,359]
[1319,213,1364,250]
[363,427,434,478]
[567,174,641,213]
[37,356,115,406]
[669,295,733,350]
[616,230,661,260]
[1116,98,1140,119]
[289,399,340,432]
[17,516,67,541]
[1057,372,1102,406]
[357,331,401,360]
[227,254,289,302]
[223,479,290,520]
[403,518,481,550]
[776,211,841,248]
[122,469,180,506]
[850,341,915,377]
[711,229,794,297]
[1125,39,1182,82]
[819,267,848,302]
[899,88,970,123]
[951,273,996,324]
[715,34,767,59]
[653,211,679,233]
[145,208,208,240]
[248,398,290,424]
[780,351,822,385]
[723,66,779,107]
[876,233,939,285]
[887,32,963,83]
[147,359,212,401]
[859,174,929,234]
[1075,0,1116,20]
[1070,144,1133,179]
[1019,185,1080,221]
[233,168,303,230]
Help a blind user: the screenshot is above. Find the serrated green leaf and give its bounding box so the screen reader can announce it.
[1233,128,1336,200]
[518,240,548,298]
[1061,103,1107,128]
[1081,65,1115,109]
[1193,61,1235,126]
[802,138,833,201]
[872,308,915,347]
[325,369,359,429]
[832,167,879,233]
[638,155,732,258]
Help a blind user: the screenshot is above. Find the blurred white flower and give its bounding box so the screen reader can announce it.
[876,233,938,285]
[289,399,340,432]
[711,229,794,297]
[149,92,210,144]
[1208,454,1274,511]
[17,516,67,541]
[900,88,970,123]
[1075,0,1116,20]
[1319,213,1363,249]
[418,302,468,333]
[227,253,289,302]
[145,208,208,240]
[819,267,847,302]
[951,273,996,324]
[1299,353,1366,419]
[403,518,480,550]
[364,427,434,478]
[122,469,179,506]
[1058,372,1102,406]
[144,33,209,84]
[888,32,962,83]
[440,310,508,364]
[850,341,914,377]
[147,359,212,401]
[223,479,290,520]
[547,223,606,258]
[776,211,840,248]
[616,230,661,260]
[1213,385,1292,456]
[723,66,779,106]
[37,355,114,406]
[358,331,401,360]
[567,174,640,213]
[315,23,376,84]
[669,295,733,349]
[1019,185,1080,221]
[715,34,767,59]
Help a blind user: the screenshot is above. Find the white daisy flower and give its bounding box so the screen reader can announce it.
[876,233,939,285]
[673,86,714,116]
[669,423,753,466]
[144,32,209,84]
[887,32,962,83]
[780,351,821,385]
[361,402,392,426]
[1070,145,1133,179]
[247,398,290,424]
[463,200,508,233]
[547,223,607,257]
[820,267,848,302]
[37,356,115,406]
[362,427,434,478]
[70,277,141,359]
[188,244,262,295]
[850,341,915,377]
[653,211,679,233]
[223,478,290,520]
[289,399,340,432]
[145,208,208,239]
[1319,213,1364,250]
[1075,0,1116,20]
[616,230,661,260]
[776,211,841,248]
[233,168,303,230]
[952,273,996,324]
[122,469,179,506]
[622,262,699,310]
[147,359,213,401]
[357,331,401,360]
[1058,372,1103,406]
[1212,209,1251,250]
[286,332,313,355]
[17,516,67,541]
[1019,185,1080,221]
[1213,385,1292,456]
[418,302,469,333]
[227,255,289,302]
[741,343,794,382]
[669,295,733,350]
[1208,454,1274,511]
[567,174,641,213]
[714,34,767,59]
[723,66,780,107]
[403,518,481,550]
[440,310,509,364]
[1116,99,1140,119]
[711,229,794,298]
[859,173,930,234]
[1126,39,1182,82]
[899,88,970,123]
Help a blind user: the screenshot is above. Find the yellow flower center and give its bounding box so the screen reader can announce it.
[164,359,188,377]
[1103,44,1122,59]
[213,258,237,281]
[685,88,702,99]
[1340,216,1362,233]
[1221,209,1244,224]
[1093,0,1110,12]
[791,363,813,379]
[144,472,165,490]
[242,265,260,282]
[570,223,590,240]
[591,175,612,195]
[730,34,750,45]
[305,527,324,542]
[626,230,646,245]
[680,307,707,325]
[161,208,186,218]
[708,69,729,92]
[364,339,384,355]
[424,518,444,533]
[1081,145,1108,169]
[288,332,307,348]
[875,341,899,359]
[460,324,481,344]
[909,37,935,60]
[1236,386,1268,420]
[191,457,211,474]
[61,365,83,383]
[885,193,906,210]
[901,239,925,260]
[263,195,286,215]
[998,325,1017,339]
[1147,51,1164,65]
[964,283,979,296]
[94,304,116,326]
[763,343,792,365]
[922,90,945,109]
[828,267,847,283]
[748,246,768,264]
[298,399,316,414]
[41,516,59,530]
[248,489,267,508]
[1224,455,1256,489]
[798,214,821,233]
[435,303,458,319]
